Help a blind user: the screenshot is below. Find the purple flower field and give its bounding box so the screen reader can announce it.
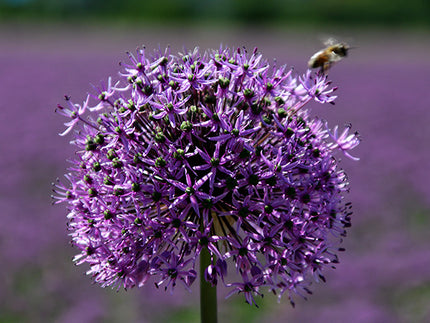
[1,24,429,322]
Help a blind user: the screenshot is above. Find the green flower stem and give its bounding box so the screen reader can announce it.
[200,246,217,323]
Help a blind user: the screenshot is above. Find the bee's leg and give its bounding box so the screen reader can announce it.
[322,62,331,74]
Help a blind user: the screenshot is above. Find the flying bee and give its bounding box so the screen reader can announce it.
[308,38,350,73]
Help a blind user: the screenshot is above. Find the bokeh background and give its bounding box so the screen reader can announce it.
[1,1,430,322]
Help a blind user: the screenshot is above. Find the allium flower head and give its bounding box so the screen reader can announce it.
[54,46,359,306]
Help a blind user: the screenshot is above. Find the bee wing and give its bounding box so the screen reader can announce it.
[322,36,338,47]
[328,50,343,62]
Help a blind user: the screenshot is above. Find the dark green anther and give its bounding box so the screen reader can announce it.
[168,80,177,89]
[135,79,143,87]
[160,57,168,66]
[133,153,142,163]
[143,85,153,95]
[66,190,73,199]
[238,101,249,111]
[262,115,271,124]
[251,103,262,115]
[277,108,287,118]
[168,268,178,278]
[199,236,209,246]
[231,128,240,136]
[180,121,193,132]
[132,182,140,192]
[296,117,306,127]
[212,113,220,121]
[173,149,184,159]
[104,176,113,185]
[104,210,113,220]
[85,137,96,151]
[285,127,294,138]
[185,187,195,195]
[112,158,122,168]
[155,132,166,143]
[155,157,166,168]
[264,204,273,214]
[107,149,116,160]
[88,188,97,197]
[95,134,104,145]
[114,188,124,196]
[219,77,230,89]
[274,96,285,105]
[243,88,254,98]
[92,161,101,172]
[262,97,271,107]
[210,157,220,167]
[312,149,321,158]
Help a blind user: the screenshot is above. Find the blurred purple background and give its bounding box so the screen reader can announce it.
[1,23,429,322]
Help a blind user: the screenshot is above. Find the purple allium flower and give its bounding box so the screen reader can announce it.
[54,46,359,306]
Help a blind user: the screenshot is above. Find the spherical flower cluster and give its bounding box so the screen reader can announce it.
[54,46,359,306]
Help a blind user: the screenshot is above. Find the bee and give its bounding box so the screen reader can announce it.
[308,38,350,73]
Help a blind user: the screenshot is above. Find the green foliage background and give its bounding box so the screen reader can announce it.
[1,0,429,27]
